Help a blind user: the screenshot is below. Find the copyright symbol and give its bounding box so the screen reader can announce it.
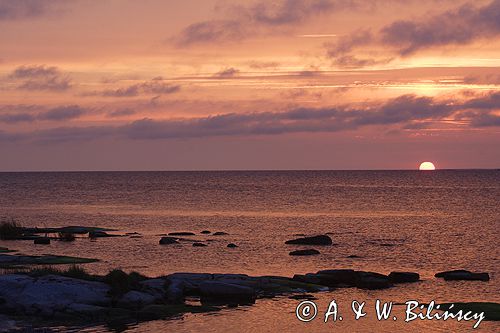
[296,301,318,322]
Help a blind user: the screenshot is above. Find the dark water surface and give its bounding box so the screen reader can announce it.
[0,170,499,332]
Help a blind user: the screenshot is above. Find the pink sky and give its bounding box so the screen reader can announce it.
[0,0,499,170]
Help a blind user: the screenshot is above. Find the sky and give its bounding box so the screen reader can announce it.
[0,0,499,171]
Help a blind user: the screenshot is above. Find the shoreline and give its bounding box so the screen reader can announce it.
[0,265,498,331]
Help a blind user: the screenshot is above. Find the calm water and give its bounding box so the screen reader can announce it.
[0,170,499,332]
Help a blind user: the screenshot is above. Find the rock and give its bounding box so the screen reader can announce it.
[34,237,50,245]
[65,303,106,318]
[165,279,185,304]
[227,243,238,248]
[355,272,392,290]
[168,232,196,236]
[389,272,420,283]
[199,281,256,303]
[159,237,179,245]
[200,230,211,234]
[0,315,16,331]
[347,255,361,258]
[285,235,332,245]
[140,278,168,299]
[89,231,113,238]
[289,249,320,256]
[316,269,357,286]
[130,235,142,239]
[435,270,490,281]
[118,291,156,309]
[0,274,110,316]
[212,232,228,236]
[193,242,207,247]
[292,274,323,285]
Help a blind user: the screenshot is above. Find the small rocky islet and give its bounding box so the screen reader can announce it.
[0,223,497,329]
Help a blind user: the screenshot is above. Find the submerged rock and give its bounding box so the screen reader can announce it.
[227,243,238,248]
[193,242,207,247]
[285,235,332,245]
[168,232,196,236]
[389,272,420,283]
[435,270,489,281]
[213,232,229,236]
[289,249,320,256]
[159,237,179,245]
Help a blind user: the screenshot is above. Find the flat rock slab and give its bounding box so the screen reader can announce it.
[0,274,110,316]
[435,270,490,281]
[285,235,333,245]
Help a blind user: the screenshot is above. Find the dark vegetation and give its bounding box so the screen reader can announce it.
[0,218,23,240]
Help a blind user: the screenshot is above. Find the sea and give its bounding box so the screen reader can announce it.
[0,170,499,332]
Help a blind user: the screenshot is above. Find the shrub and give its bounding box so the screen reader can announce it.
[0,218,23,240]
[104,269,147,297]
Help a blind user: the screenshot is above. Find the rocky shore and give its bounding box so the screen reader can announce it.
[0,266,496,331]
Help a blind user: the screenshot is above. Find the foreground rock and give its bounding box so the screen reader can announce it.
[0,274,110,318]
[0,265,433,329]
[435,270,490,281]
[199,281,256,304]
[285,235,332,245]
[289,249,320,256]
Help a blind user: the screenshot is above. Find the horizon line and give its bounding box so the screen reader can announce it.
[0,168,498,173]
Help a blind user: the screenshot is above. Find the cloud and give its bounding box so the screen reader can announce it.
[2,92,499,142]
[213,67,240,78]
[248,61,281,69]
[326,0,500,64]
[107,108,137,118]
[175,0,362,46]
[0,0,64,20]
[90,78,181,98]
[8,65,72,91]
[39,105,85,121]
[0,113,35,123]
[175,20,248,45]
[380,0,500,56]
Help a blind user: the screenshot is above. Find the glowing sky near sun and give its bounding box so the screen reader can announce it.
[0,0,499,170]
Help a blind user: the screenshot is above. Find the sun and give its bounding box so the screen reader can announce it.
[419,162,436,171]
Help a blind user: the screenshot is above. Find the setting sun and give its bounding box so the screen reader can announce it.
[419,162,436,171]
